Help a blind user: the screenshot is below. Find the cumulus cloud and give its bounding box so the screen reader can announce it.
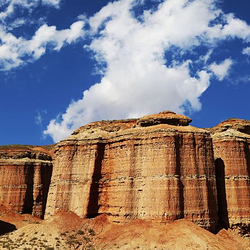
[27,21,86,58]
[1,0,250,142]
[0,21,85,70]
[42,0,61,8]
[44,0,250,142]
[0,0,74,70]
[209,59,233,81]
[243,47,250,55]
[0,0,61,20]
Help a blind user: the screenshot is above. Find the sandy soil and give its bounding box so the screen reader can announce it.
[0,211,249,250]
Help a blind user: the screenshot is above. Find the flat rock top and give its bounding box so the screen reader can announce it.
[0,145,53,161]
[72,119,137,136]
[137,111,192,127]
[211,118,250,140]
[62,111,206,143]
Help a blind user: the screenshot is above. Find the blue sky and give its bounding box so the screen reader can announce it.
[0,0,250,145]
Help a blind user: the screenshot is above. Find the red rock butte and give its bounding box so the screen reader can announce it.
[1,112,250,233]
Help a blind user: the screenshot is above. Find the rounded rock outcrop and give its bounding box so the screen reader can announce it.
[212,118,250,135]
[137,111,192,127]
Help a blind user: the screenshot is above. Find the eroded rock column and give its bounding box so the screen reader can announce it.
[45,142,99,218]
[0,146,52,218]
[212,123,250,228]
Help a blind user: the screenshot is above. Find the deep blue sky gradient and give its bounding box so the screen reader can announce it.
[0,0,250,145]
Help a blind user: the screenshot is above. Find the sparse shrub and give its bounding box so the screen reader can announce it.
[86,245,95,250]
[83,236,91,243]
[88,228,95,236]
[69,235,76,239]
[77,230,84,235]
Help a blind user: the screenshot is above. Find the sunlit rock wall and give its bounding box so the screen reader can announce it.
[45,112,218,230]
[211,119,250,229]
[0,146,53,218]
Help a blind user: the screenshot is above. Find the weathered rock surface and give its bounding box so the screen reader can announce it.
[1,112,250,235]
[211,119,250,229]
[45,112,218,230]
[0,145,53,218]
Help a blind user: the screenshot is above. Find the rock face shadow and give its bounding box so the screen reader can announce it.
[0,220,16,235]
[22,164,34,214]
[41,164,53,219]
[87,143,105,218]
[215,158,229,229]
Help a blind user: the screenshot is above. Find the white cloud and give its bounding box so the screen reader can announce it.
[42,0,61,8]
[35,110,47,126]
[0,0,61,18]
[222,14,250,39]
[243,47,250,55]
[0,1,39,20]
[0,21,85,70]
[0,0,248,143]
[27,21,85,57]
[44,0,250,142]
[209,59,233,81]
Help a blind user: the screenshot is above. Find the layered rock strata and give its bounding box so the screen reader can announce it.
[211,119,250,229]
[45,111,218,230]
[2,112,250,233]
[0,146,53,218]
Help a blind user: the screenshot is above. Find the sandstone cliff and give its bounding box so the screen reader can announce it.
[45,111,218,230]
[211,119,250,230]
[1,112,250,235]
[0,145,53,218]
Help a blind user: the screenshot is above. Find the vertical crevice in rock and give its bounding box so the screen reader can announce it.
[175,135,184,219]
[193,134,199,174]
[215,158,229,229]
[41,163,53,219]
[87,143,105,218]
[206,176,218,232]
[244,142,250,180]
[22,164,34,214]
[205,138,218,232]
[128,142,136,219]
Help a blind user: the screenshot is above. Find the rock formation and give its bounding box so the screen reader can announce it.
[1,111,250,234]
[0,145,53,218]
[211,119,250,230]
[45,111,218,230]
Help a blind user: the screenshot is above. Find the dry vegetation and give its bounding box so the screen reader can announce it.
[0,212,250,250]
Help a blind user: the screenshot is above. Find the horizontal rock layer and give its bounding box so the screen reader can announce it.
[211,119,250,229]
[1,112,250,233]
[45,112,218,230]
[0,146,53,218]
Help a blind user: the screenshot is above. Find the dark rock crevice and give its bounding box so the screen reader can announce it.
[87,143,105,218]
[215,158,229,229]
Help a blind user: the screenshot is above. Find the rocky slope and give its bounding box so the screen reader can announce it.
[0,145,53,218]
[1,213,249,250]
